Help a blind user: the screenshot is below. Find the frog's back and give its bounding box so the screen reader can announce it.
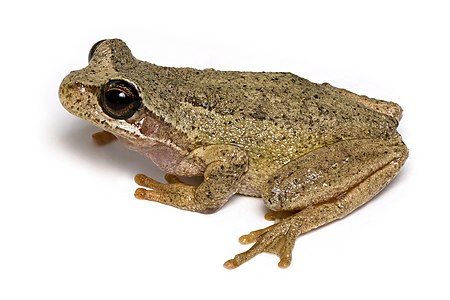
[168,68,395,133]
[140,64,399,162]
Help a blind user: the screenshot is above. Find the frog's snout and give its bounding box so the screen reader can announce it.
[58,73,99,120]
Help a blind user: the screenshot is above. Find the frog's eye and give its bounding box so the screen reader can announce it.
[88,39,106,62]
[100,80,142,119]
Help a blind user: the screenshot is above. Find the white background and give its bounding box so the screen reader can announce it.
[1,1,449,299]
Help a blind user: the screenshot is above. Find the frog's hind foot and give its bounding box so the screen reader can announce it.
[224,217,300,269]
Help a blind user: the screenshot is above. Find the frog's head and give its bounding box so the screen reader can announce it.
[59,39,149,140]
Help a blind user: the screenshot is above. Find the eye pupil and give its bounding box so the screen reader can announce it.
[104,89,128,109]
[100,80,141,119]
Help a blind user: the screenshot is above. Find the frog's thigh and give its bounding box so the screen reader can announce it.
[262,138,408,211]
[322,83,403,122]
[226,139,407,268]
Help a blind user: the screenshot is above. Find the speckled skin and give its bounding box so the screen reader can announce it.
[59,39,408,268]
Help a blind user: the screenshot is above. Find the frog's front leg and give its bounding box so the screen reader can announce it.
[91,130,117,145]
[135,145,248,213]
[225,138,408,269]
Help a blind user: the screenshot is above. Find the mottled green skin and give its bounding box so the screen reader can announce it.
[59,39,408,268]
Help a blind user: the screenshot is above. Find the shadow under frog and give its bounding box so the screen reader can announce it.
[59,39,408,269]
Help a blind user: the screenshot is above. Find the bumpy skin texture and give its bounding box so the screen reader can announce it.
[59,39,408,268]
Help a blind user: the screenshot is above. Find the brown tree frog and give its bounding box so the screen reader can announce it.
[59,39,408,268]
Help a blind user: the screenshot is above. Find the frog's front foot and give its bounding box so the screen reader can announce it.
[91,130,117,145]
[224,216,300,269]
[135,173,231,213]
[134,173,198,210]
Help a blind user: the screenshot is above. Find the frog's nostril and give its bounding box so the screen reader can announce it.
[88,39,106,62]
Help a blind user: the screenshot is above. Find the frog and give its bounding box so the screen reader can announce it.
[59,39,408,269]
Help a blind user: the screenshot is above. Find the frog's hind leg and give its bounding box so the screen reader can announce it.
[321,83,403,122]
[264,210,296,221]
[224,138,408,269]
